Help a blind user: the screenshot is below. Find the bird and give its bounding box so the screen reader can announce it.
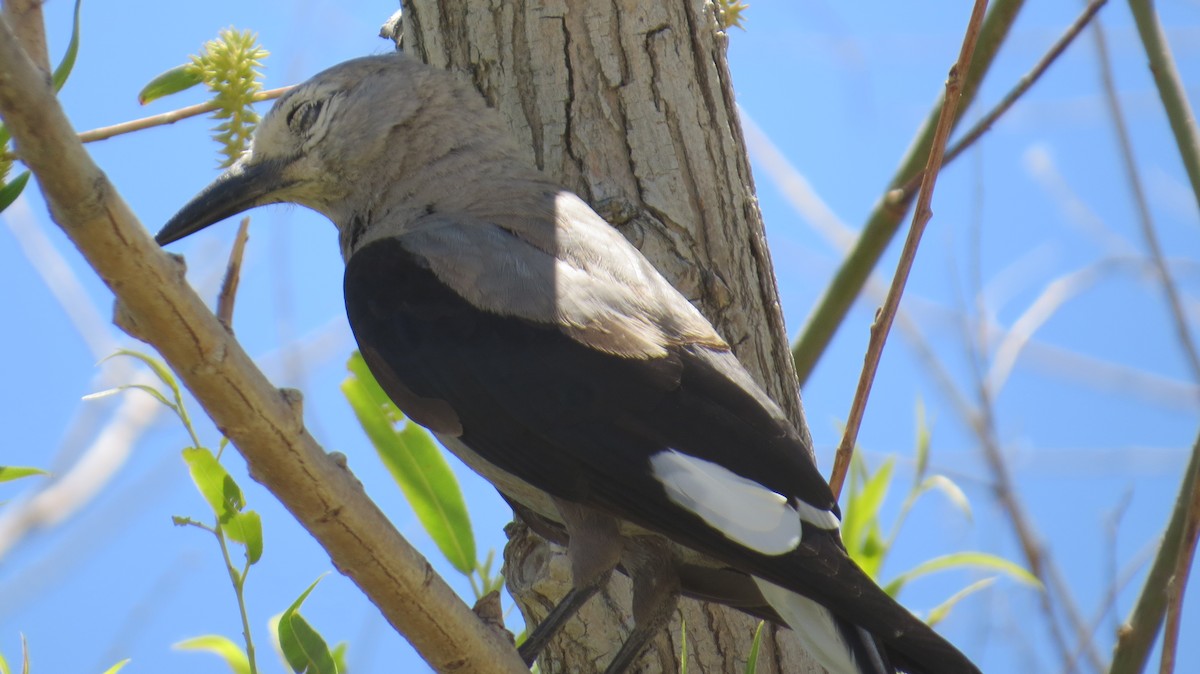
[156,53,982,674]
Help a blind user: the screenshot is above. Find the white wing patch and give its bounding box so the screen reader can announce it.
[650,449,803,555]
[796,498,841,530]
[754,580,862,674]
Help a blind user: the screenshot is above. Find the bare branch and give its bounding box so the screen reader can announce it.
[792,0,1027,385]
[894,0,1110,204]
[830,0,990,498]
[0,15,526,674]
[1126,0,1200,213]
[4,197,118,358]
[1111,431,1200,674]
[744,115,1200,410]
[1,87,294,164]
[83,87,292,144]
[0,370,164,559]
[1158,461,1200,674]
[1089,15,1200,384]
[216,217,251,329]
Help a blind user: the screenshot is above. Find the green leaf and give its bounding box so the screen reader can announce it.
[883,551,1040,597]
[475,550,505,596]
[51,0,84,92]
[84,383,175,411]
[102,349,182,401]
[225,510,263,564]
[0,466,49,483]
[856,521,887,580]
[139,64,204,105]
[99,658,131,674]
[342,353,476,575]
[744,620,765,674]
[181,447,245,523]
[679,618,687,674]
[916,474,972,521]
[282,613,336,674]
[330,642,349,674]
[0,171,30,213]
[842,456,894,562]
[278,578,337,674]
[926,577,997,627]
[174,635,250,674]
[100,350,194,437]
[0,647,10,674]
[345,352,402,424]
[913,397,930,482]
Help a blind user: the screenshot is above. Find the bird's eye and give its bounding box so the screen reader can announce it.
[286,100,325,135]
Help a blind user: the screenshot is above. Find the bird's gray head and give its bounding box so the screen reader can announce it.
[156,54,523,251]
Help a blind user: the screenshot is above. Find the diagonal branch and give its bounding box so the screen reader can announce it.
[893,0,1109,205]
[1125,0,1200,213]
[1110,430,1200,674]
[0,87,293,164]
[0,15,525,674]
[829,0,990,498]
[1089,14,1200,384]
[791,0,1028,385]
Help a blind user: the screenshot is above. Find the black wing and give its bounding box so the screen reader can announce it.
[344,236,977,673]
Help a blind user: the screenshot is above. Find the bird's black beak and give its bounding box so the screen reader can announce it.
[156,159,293,246]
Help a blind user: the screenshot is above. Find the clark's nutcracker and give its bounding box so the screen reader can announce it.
[158,54,981,674]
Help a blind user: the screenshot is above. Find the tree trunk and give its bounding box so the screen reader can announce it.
[401,1,823,671]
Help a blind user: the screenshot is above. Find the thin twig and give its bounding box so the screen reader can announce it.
[895,279,1095,670]
[1049,560,1107,672]
[85,87,292,142]
[1090,14,1200,384]
[1062,490,1135,671]
[3,197,118,358]
[217,217,251,329]
[1069,531,1155,671]
[894,0,1109,203]
[743,115,1200,410]
[0,86,293,163]
[747,101,1162,671]
[829,0,991,498]
[957,141,1092,669]
[960,261,1102,673]
[970,259,1111,670]
[1125,0,1200,213]
[1159,466,1200,674]
[1111,432,1200,674]
[0,369,164,559]
[0,201,239,559]
[791,0,1026,386]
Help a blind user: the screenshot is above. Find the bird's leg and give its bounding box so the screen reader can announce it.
[517,584,603,665]
[518,499,623,666]
[604,536,681,674]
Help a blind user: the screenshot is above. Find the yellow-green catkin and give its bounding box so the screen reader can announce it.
[188,29,269,167]
[715,0,749,30]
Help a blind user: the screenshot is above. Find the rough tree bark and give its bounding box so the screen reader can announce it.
[399,1,824,671]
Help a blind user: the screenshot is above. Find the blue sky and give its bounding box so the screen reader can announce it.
[2,1,1198,673]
